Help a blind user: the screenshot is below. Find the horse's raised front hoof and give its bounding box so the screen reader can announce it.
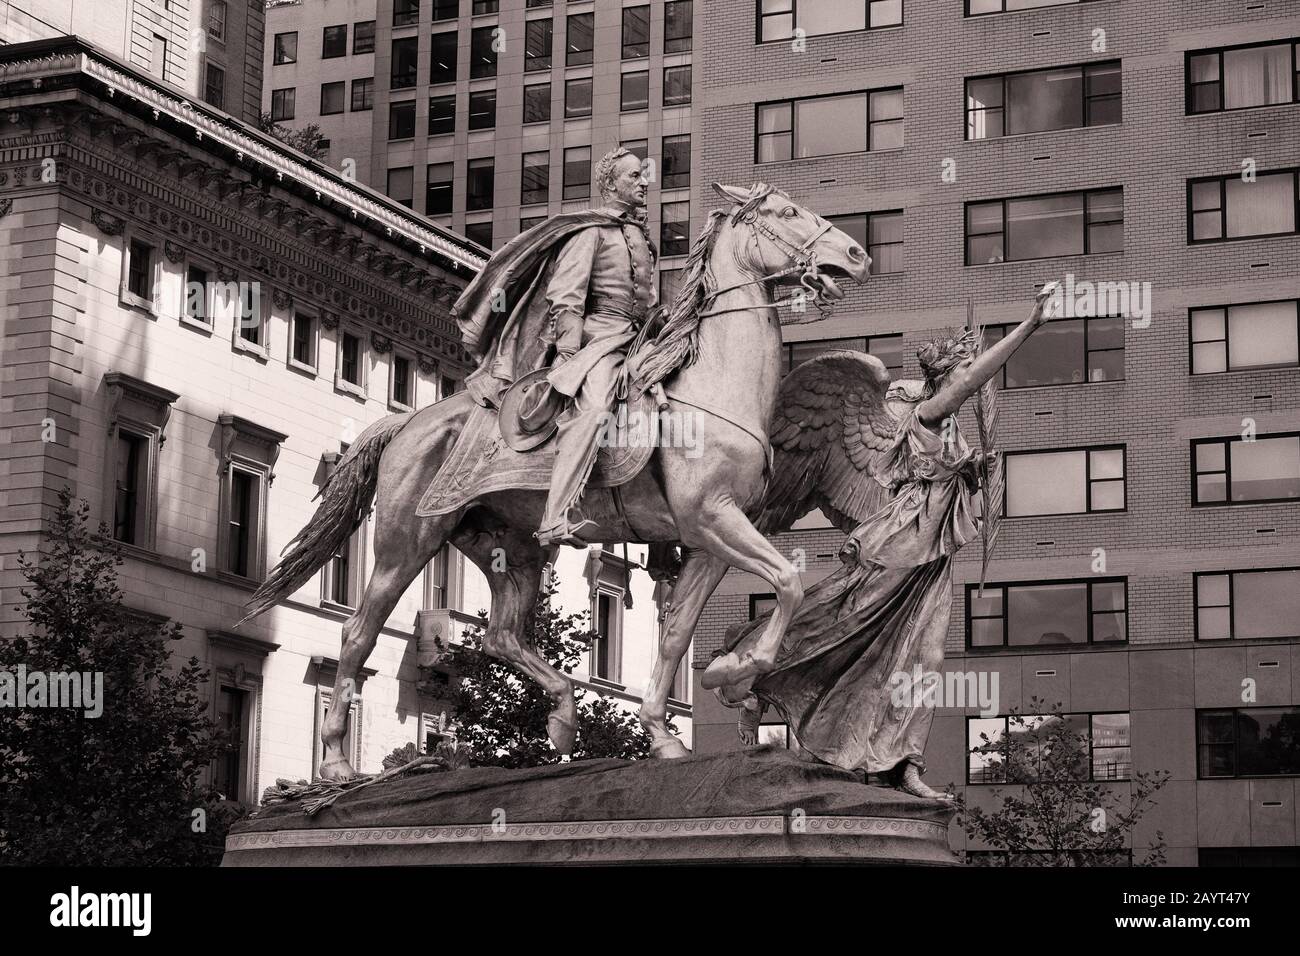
[318,756,359,783]
[547,694,578,755]
[649,736,691,759]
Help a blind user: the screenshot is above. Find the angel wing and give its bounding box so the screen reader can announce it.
[753,350,904,535]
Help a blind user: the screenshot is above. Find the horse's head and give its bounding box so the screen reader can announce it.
[711,182,871,310]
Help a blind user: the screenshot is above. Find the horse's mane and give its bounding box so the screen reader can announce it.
[633,185,782,392]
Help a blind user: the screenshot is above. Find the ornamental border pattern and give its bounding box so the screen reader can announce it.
[0,124,473,370]
[225,815,948,852]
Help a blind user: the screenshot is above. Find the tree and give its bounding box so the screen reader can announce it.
[957,698,1169,866]
[0,490,238,865]
[257,112,328,160]
[441,579,672,769]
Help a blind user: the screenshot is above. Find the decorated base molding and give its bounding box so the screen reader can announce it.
[223,748,958,866]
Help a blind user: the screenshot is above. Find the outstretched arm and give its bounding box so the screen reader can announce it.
[917,282,1059,428]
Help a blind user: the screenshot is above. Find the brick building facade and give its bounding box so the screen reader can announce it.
[691,0,1300,866]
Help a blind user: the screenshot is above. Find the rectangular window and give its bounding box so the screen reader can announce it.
[661,201,690,257]
[269,87,296,122]
[665,0,693,52]
[1187,40,1300,114]
[340,331,362,386]
[113,431,147,544]
[467,157,495,210]
[204,63,225,110]
[392,355,414,408]
[320,81,345,115]
[387,166,414,207]
[353,20,376,54]
[291,311,316,369]
[428,93,455,134]
[966,187,1122,264]
[622,6,650,59]
[394,0,420,27]
[567,12,594,65]
[781,334,905,376]
[207,0,227,42]
[431,31,458,84]
[565,76,593,118]
[1189,170,1299,243]
[525,18,553,71]
[563,146,591,200]
[967,0,1099,15]
[472,0,498,13]
[827,210,903,276]
[426,162,453,215]
[756,88,903,162]
[621,71,649,111]
[350,77,375,111]
[592,590,622,681]
[432,0,459,21]
[468,88,496,130]
[520,214,547,233]
[184,264,210,324]
[465,221,493,248]
[662,134,691,189]
[524,82,551,123]
[966,60,1121,140]
[521,151,549,205]
[759,0,902,41]
[622,139,649,161]
[236,282,262,345]
[968,578,1127,648]
[1190,300,1300,374]
[1197,708,1300,778]
[151,34,166,78]
[327,535,353,605]
[663,65,692,107]
[388,100,416,139]
[984,313,1123,387]
[213,686,248,801]
[1196,568,1300,641]
[1193,433,1300,505]
[322,25,347,59]
[968,712,1130,784]
[471,25,498,78]
[1005,446,1126,516]
[127,239,154,300]
[391,36,419,88]
[227,468,257,577]
[273,32,297,65]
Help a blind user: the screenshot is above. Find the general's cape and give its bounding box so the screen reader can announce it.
[454,210,625,408]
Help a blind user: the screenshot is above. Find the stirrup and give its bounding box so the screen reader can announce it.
[536,518,599,548]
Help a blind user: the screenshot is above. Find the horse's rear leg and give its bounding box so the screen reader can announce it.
[458,529,576,756]
[692,502,803,692]
[638,548,728,758]
[319,519,452,781]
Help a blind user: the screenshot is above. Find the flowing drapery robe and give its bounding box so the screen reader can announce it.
[724,409,981,773]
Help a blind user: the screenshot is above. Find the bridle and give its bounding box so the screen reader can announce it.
[695,202,836,320]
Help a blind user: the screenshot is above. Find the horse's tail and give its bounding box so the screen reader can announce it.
[237,412,414,625]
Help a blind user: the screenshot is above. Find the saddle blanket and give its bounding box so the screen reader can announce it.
[415,391,661,517]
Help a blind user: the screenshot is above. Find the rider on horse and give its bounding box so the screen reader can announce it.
[451,147,657,548]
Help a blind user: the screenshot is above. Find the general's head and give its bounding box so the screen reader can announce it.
[596,148,649,210]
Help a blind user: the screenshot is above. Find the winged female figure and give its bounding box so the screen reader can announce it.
[703,282,1061,799]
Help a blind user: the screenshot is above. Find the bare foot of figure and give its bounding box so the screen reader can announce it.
[318,754,359,782]
[895,759,955,801]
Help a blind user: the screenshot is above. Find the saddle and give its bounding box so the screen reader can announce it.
[414,388,661,518]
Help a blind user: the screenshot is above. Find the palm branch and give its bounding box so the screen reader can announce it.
[970,298,1002,599]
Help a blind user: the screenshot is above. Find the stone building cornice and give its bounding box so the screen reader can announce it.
[0,36,483,373]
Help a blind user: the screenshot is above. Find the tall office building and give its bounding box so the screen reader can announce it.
[690,0,1300,866]
[0,0,265,123]
[262,0,701,738]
